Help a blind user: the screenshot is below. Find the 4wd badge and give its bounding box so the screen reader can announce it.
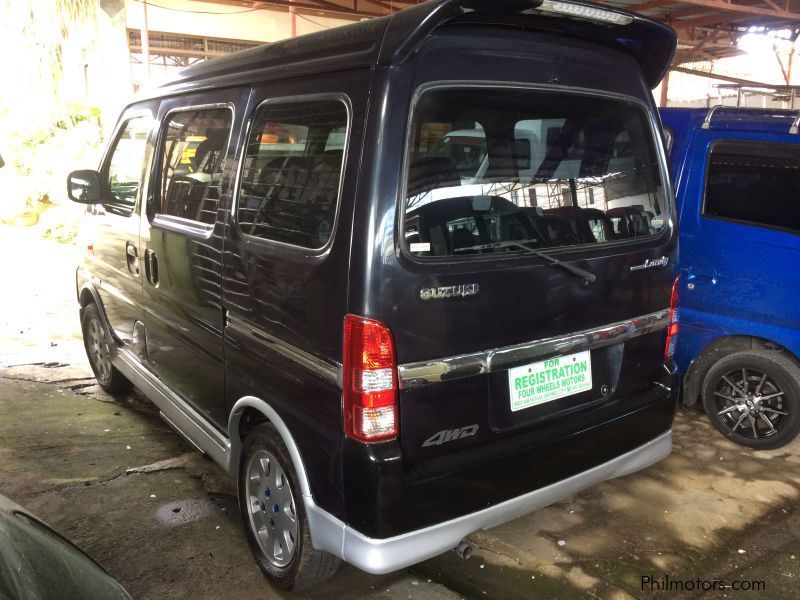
[422,425,479,447]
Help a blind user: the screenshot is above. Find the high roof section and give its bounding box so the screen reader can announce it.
[202,0,800,65]
[171,1,676,91]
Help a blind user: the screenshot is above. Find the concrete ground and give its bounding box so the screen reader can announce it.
[1,224,799,599]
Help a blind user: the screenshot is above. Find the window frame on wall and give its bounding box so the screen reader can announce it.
[101,111,155,218]
[151,102,235,238]
[233,93,352,255]
[701,138,800,236]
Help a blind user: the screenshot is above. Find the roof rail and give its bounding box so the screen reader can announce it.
[699,105,722,130]
[700,105,800,135]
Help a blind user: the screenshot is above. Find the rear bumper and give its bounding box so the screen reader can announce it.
[307,429,671,574]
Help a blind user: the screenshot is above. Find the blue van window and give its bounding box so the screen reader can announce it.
[237,100,347,249]
[403,87,667,258]
[704,140,800,233]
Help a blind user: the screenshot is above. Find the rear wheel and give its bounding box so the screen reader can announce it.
[80,304,131,394]
[702,350,800,449]
[238,423,340,591]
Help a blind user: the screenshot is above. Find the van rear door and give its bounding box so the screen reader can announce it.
[390,84,676,467]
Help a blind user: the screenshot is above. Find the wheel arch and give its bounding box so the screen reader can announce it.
[227,396,312,499]
[78,282,116,341]
[683,334,800,405]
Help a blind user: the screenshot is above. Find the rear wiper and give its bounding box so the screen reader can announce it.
[454,238,597,283]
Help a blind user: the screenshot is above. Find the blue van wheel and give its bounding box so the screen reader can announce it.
[702,350,800,450]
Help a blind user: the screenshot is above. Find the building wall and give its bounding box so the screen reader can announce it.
[80,0,357,133]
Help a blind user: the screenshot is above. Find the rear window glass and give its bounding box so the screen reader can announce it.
[403,88,668,258]
[704,140,800,233]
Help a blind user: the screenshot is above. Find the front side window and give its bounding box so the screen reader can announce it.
[403,88,668,259]
[157,107,232,225]
[105,115,153,216]
[237,99,348,249]
[704,140,800,233]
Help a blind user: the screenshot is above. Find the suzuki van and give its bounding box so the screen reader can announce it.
[68,0,679,590]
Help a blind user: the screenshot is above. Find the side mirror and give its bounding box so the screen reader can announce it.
[67,170,103,204]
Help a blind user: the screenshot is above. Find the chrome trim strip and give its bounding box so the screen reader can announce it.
[225,315,341,387]
[152,213,215,239]
[307,431,672,574]
[398,309,669,388]
[112,347,231,469]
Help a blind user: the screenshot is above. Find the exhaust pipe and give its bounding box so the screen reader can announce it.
[454,541,473,560]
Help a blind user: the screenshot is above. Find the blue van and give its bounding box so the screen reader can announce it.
[662,107,800,449]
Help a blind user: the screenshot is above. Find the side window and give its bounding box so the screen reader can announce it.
[157,107,232,225]
[105,115,153,216]
[237,99,348,249]
[704,140,800,233]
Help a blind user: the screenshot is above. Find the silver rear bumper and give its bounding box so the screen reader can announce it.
[307,430,672,574]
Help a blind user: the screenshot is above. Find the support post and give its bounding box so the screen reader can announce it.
[142,0,151,80]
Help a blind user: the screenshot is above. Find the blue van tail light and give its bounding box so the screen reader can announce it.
[664,275,680,359]
[343,315,398,442]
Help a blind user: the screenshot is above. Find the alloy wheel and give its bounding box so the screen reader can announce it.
[87,317,112,381]
[712,367,788,440]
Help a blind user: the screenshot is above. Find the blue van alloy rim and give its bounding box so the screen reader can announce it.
[245,450,298,567]
[713,368,788,439]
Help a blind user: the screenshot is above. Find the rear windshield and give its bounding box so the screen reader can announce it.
[403,88,668,258]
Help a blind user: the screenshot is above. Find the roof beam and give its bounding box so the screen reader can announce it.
[672,12,762,28]
[761,0,784,11]
[660,0,800,19]
[673,28,726,61]
[672,65,782,84]
[629,0,682,12]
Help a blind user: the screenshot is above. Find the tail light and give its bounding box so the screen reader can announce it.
[343,315,398,442]
[664,275,680,359]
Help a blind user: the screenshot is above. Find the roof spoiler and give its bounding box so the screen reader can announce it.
[379,0,676,89]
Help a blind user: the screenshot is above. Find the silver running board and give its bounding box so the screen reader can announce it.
[112,347,232,472]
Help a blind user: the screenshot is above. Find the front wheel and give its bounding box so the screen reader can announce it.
[702,350,800,449]
[238,423,340,591]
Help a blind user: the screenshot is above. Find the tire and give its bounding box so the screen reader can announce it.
[80,304,131,394]
[702,349,800,450]
[238,423,340,591]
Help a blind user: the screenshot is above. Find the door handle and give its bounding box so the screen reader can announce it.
[145,249,159,287]
[125,242,139,276]
[687,266,718,286]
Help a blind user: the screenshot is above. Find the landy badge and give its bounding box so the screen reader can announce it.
[508,351,592,412]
